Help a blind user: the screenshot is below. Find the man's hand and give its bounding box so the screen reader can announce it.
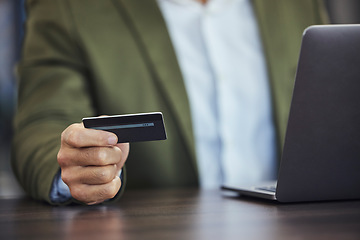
[57,123,129,205]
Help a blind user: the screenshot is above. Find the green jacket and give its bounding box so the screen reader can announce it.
[12,0,327,204]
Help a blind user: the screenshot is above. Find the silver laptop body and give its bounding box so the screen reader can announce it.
[222,25,360,202]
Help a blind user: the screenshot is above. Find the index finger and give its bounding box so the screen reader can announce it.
[61,123,118,148]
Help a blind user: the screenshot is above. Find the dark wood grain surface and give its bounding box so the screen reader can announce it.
[0,188,359,240]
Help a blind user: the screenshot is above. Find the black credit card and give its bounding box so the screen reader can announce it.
[82,112,167,143]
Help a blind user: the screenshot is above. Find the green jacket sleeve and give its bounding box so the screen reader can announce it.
[12,0,98,204]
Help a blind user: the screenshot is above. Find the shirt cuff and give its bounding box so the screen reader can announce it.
[49,170,71,203]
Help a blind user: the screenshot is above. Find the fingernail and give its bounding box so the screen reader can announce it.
[108,135,117,145]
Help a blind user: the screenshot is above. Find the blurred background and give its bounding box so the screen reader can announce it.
[1,0,360,198]
[0,0,25,197]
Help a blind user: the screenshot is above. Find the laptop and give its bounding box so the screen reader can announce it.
[221,24,360,202]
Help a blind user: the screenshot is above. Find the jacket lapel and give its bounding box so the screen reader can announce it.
[252,0,297,155]
[111,0,198,172]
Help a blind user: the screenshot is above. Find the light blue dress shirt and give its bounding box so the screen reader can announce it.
[158,0,277,188]
[51,0,277,202]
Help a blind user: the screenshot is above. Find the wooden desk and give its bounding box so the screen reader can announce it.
[0,189,359,240]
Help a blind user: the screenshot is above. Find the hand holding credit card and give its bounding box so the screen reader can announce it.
[83,112,167,143]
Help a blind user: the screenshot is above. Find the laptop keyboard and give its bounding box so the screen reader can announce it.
[256,185,276,192]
